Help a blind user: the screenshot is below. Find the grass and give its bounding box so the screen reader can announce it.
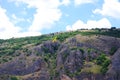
[0,75,21,80]
[81,61,102,74]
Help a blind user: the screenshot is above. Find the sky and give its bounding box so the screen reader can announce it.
[0,0,120,39]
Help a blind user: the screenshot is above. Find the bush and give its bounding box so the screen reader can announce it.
[2,58,8,62]
[96,54,106,65]
[102,59,111,68]
[96,53,111,74]
[79,48,84,54]
[109,47,117,55]
[101,67,108,74]
[10,76,18,80]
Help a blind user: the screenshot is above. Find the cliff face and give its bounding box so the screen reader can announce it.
[0,34,120,80]
[107,48,120,80]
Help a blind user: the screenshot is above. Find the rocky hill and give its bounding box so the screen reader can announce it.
[0,29,120,80]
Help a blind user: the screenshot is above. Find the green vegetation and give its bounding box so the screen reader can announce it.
[101,59,111,74]
[65,68,81,78]
[43,53,58,79]
[96,54,106,65]
[56,31,79,42]
[10,76,20,80]
[52,36,57,42]
[109,47,117,55]
[0,29,119,57]
[0,28,119,79]
[96,53,111,74]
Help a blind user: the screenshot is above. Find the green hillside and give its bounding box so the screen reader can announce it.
[0,28,120,80]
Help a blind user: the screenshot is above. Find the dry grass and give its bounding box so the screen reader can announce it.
[81,61,101,74]
[75,34,97,43]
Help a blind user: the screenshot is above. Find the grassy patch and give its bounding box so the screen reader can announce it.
[81,62,101,74]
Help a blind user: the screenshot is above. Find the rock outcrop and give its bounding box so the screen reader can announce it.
[107,48,120,80]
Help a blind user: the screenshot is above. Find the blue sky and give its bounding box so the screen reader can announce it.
[0,0,120,39]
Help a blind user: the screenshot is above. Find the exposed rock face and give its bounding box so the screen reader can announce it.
[75,35,120,54]
[56,44,70,75]
[33,41,60,55]
[56,39,84,75]
[64,50,83,73]
[107,48,120,80]
[41,41,60,54]
[0,58,46,75]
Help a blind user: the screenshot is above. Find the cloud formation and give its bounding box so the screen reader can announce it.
[0,6,21,39]
[10,0,62,32]
[0,0,118,39]
[93,0,120,19]
[61,0,70,6]
[74,0,95,6]
[66,18,111,31]
[0,6,41,39]
[0,0,63,39]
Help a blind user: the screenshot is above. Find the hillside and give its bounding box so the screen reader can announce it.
[0,29,120,80]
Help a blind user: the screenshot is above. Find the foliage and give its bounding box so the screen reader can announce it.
[2,58,8,62]
[79,48,84,54]
[10,76,19,80]
[56,31,80,42]
[109,47,117,55]
[0,28,119,77]
[96,53,111,74]
[96,54,106,65]
[43,53,57,79]
[52,36,57,42]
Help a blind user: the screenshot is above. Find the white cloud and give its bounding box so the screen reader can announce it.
[74,0,94,6]
[10,0,62,32]
[0,6,21,39]
[66,18,111,31]
[93,0,120,19]
[29,8,61,32]
[0,6,41,39]
[14,31,41,38]
[0,0,63,39]
[61,0,70,6]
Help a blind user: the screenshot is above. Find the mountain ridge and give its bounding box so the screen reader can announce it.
[0,28,120,80]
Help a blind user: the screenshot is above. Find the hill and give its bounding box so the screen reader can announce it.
[0,28,120,80]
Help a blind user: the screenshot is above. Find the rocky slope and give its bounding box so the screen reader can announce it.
[0,29,120,80]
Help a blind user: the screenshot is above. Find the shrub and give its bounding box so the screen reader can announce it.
[10,76,18,80]
[96,53,111,74]
[102,59,111,68]
[79,48,84,54]
[109,47,117,55]
[101,67,108,74]
[2,58,8,62]
[96,54,106,65]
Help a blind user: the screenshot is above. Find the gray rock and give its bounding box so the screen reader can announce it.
[107,48,120,80]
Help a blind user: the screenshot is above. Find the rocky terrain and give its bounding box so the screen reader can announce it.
[0,29,120,80]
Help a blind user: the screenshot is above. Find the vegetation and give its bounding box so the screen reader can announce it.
[10,76,20,80]
[96,53,111,74]
[109,47,117,55]
[81,62,101,74]
[0,28,119,79]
